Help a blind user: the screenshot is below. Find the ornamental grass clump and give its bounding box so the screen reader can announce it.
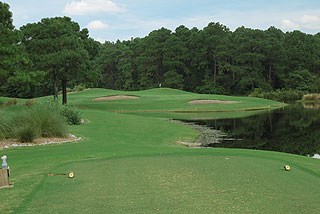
[15,126,37,143]
[0,114,15,140]
[0,103,68,142]
[21,104,68,138]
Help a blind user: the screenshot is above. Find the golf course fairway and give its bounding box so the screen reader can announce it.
[0,88,319,213]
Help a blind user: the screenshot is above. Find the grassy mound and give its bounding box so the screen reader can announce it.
[68,88,285,120]
[0,88,319,214]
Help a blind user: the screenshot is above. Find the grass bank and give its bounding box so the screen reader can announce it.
[0,88,319,214]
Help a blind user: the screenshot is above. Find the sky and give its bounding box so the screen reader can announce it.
[5,0,320,43]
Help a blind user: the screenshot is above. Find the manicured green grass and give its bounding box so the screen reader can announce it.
[0,88,319,213]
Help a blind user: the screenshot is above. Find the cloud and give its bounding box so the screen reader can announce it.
[63,0,125,15]
[86,20,109,30]
[281,19,300,30]
[280,15,320,31]
[298,15,320,30]
[95,37,106,43]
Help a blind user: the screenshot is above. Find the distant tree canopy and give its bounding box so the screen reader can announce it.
[1,1,320,101]
[93,24,320,96]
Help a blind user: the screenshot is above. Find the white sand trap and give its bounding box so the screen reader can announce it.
[92,95,140,101]
[189,100,240,105]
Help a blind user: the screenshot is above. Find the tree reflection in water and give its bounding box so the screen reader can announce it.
[193,104,320,156]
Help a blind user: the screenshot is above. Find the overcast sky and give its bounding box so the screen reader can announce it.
[6,0,320,42]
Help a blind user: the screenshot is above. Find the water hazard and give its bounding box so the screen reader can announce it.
[187,104,320,157]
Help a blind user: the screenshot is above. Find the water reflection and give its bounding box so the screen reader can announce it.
[191,104,320,156]
[303,102,320,109]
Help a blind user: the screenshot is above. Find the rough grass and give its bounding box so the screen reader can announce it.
[0,88,319,214]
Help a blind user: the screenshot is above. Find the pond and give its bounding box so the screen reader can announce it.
[187,104,320,157]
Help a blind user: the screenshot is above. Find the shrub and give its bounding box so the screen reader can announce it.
[73,84,85,92]
[60,105,82,125]
[0,102,68,141]
[23,104,68,138]
[34,100,82,125]
[250,89,304,102]
[15,126,37,143]
[0,114,15,140]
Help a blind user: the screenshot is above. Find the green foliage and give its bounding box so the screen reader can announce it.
[20,16,90,104]
[0,2,21,90]
[285,69,313,91]
[23,104,67,137]
[37,100,82,125]
[73,84,86,92]
[250,88,304,102]
[163,70,184,89]
[2,1,320,101]
[0,112,15,140]
[0,102,68,141]
[15,126,37,143]
[60,105,82,125]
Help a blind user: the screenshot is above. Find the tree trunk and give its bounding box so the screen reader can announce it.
[213,59,217,88]
[269,114,273,133]
[53,69,58,101]
[233,71,235,82]
[62,79,67,105]
[268,64,272,81]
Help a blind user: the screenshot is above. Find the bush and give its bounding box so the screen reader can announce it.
[0,100,83,142]
[0,102,68,141]
[0,113,15,140]
[60,105,82,125]
[250,89,304,102]
[34,100,82,125]
[15,126,37,143]
[73,84,86,92]
[23,104,68,138]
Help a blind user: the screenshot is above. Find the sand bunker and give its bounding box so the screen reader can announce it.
[189,100,240,105]
[92,95,140,101]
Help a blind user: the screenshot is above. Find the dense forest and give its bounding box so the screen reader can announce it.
[1,2,320,103]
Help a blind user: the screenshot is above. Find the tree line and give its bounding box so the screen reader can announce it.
[1,1,320,103]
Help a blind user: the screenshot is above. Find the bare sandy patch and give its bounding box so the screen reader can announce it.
[0,134,81,150]
[189,100,240,105]
[92,95,140,101]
